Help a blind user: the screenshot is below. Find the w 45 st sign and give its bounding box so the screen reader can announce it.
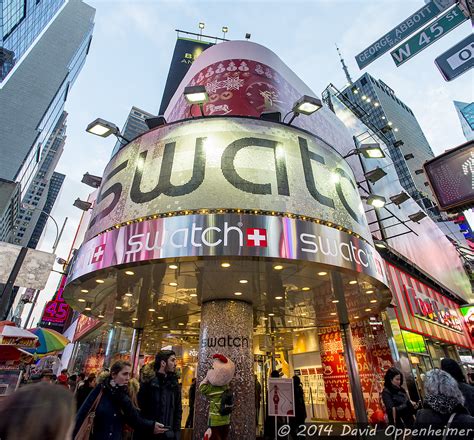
[391,5,468,66]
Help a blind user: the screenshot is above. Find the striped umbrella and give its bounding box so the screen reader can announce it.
[27,328,70,355]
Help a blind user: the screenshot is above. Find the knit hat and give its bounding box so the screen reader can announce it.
[212,353,228,364]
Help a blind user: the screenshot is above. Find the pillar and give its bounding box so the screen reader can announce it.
[194,300,255,440]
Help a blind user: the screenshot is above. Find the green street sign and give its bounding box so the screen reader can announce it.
[391,5,468,67]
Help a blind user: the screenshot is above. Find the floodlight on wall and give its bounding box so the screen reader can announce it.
[404,153,414,160]
[344,143,385,159]
[184,85,208,104]
[145,116,167,129]
[381,124,393,134]
[260,111,281,123]
[81,172,102,188]
[414,169,424,175]
[73,198,92,211]
[389,191,410,206]
[287,95,323,125]
[364,167,387,184]
[86,118,130,144]
[363,194,386,208]
[408,211,427,223]
[393,140,404,147]
[245,33,251,40]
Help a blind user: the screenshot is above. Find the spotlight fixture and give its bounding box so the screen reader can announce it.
[73,198,92,211]
[381,124,393,134]
[408,211,427,223]
[145,116,167,129]
[292,95,323,116]
[358,143,385,159]
[245,33,251,39]
[393,140,404,147]
[86,118,119,138]
[81,172,102,188]
[184,85,208,105]
[414,169,424,175]
[260,111,281,122]
[364,167,387,184]
[404,153,414,160]
[222,26,228,38]
[199,22,205,30]
[364,194,386,208]
[389,191,410,206]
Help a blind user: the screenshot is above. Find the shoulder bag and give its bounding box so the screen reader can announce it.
[74,389,103,440]
[441,413,456,440]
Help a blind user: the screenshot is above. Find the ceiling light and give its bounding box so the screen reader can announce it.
[330,312,337,316]
[275,296,283,300]
[132,317,138,321]
[95,279,105,284]
[366,98,371,103]
[162,325,168,329]
[287,320,292,323]
[169,264,178,269]
[84,303,92,311]
[365,308,372,312]
[184,85,208,105]
[221,262,231,268]
[178,323,185,326]
[190,293,197,297]
[125,270,134,276]
[234,292,242,296]
[169,282,178,287]
[349,280,357,285]
[158,316,164,319]
[273,265,283,270]
[148,308,156,312]
[81,289,89,293]
[370,299,377,303]
[366,290,374,294]
[292,95,323,115]
[239,279,248,284]
[301,313,307,316]
[115,306,122,310]
[125,292,133,297]
[302,287,310,291]
[78,298,86,303]
[268,313,275,316]
[354,315,360,319]
[332,299,339,303]
[98,313,105,318]
[318,271,327,276]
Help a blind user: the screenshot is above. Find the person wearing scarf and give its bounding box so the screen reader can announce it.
[413,369,474,440]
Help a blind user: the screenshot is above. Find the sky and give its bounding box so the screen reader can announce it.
[25,0,473,325]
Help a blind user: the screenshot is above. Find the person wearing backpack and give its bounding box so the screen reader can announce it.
[199,354,235,440]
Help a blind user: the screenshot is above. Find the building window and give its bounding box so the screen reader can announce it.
[361,78,367,86]
[3,0,27,39]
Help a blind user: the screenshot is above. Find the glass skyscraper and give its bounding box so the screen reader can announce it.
[0,0,65,81]
[454,101,474,142]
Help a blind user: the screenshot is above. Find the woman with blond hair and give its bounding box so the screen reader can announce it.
[0,382,75,440]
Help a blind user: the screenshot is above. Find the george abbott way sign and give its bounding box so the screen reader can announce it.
[435,33,474,81]
[355,0,456,69]
[390,5,468,67]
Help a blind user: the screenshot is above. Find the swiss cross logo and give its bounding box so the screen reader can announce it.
[246,228,267,247]
[91,244,106,264]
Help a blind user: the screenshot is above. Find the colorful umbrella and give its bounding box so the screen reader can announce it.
[27,328,70,355]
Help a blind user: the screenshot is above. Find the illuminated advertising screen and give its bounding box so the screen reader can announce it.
[159,37,213,115]
[459,305,474,346]
[423,140,474,211]
[40,275,72,332]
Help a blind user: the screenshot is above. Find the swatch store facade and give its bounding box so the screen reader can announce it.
[64,41,406,438]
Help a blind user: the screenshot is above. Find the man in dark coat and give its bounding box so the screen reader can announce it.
[441,358,474,415]
[138,350,183,439]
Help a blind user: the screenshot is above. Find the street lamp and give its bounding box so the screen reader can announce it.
[86,118,130,144]
[286,96,323,125]
[199,22,205,38]
[363,195,386,208]
[222,26,228,39]
[184,85,209,116]
[21,203,62,253]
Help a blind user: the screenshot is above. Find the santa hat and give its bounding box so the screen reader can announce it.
[212,353,228,364]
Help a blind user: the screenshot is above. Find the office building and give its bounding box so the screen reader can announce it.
[0,0,94,243]
[0,178,20,242]
[454,101,474,141]
[13,112,67,247]
[340,73,439,217]
[111,106,154,157]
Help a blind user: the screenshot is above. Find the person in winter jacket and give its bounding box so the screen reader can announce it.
[74,361,166,440]
[413,369,474,440]
[441,358,474,415]
[76,374,96,410]
[290,375,307,440]
[381,367,418,429]
[137,350,183,440]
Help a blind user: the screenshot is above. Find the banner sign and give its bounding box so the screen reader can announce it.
[40,275,72,332]
[73,314,102,342]
[435,34,474,82]
[67,213,387,288]
[459,305,474,346]
[159,37,213,115]
[423,140,474,211]
[85,117,372,242]
[268,378,295,416]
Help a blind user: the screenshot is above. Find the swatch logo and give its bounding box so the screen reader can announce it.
[91,244,106,264]
[246,228,267,247]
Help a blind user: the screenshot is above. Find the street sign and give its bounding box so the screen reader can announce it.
[355,0,456,69]
[391,5,468,67]
[435,34,474,81]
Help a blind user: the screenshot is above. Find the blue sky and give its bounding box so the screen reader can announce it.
[28,0,472,324]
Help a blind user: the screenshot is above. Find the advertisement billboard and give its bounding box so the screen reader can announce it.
[423,140,474,211]
[159,37,213,115]
[85,118,371,242]
[459,305,474,346]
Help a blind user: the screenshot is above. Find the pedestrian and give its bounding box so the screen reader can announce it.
[138,350,183,439]
[185,377,196,428]
[381,367,418,429]
[76,373,96,410]
[0,382,75,440]
[74,360,166,440]
[75,372,86,393]
[57,368,69,388]
[290,375,307,439]
[413,369,474,439]
[40,368,54,383]
[441,358,474,415]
